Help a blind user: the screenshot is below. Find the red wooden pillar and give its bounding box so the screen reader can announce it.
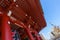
[0,14,2,40]
[24,27,34,40]
[1,14,12,40]
[36,35,41,40]
[39,36,42,40]
[35,31,41,40]
[0,14,2,32]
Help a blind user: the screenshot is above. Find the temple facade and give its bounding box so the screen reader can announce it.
[0,0,46,40]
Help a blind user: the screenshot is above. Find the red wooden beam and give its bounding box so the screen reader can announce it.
[10,16,34,40]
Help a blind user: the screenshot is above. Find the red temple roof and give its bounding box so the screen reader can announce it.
[0,0,46,40]
[11,0,46,32]
[0,0,46,32]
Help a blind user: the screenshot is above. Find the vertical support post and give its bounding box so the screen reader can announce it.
[1,14,12,40]
[36,35,41,40]
[24,27,34,40]
[0,14,2,40]
[39,36,42,40]
[0,14,2,32]
[35,31,41,40]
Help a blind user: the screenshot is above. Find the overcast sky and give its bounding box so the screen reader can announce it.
[40,0,60,40]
